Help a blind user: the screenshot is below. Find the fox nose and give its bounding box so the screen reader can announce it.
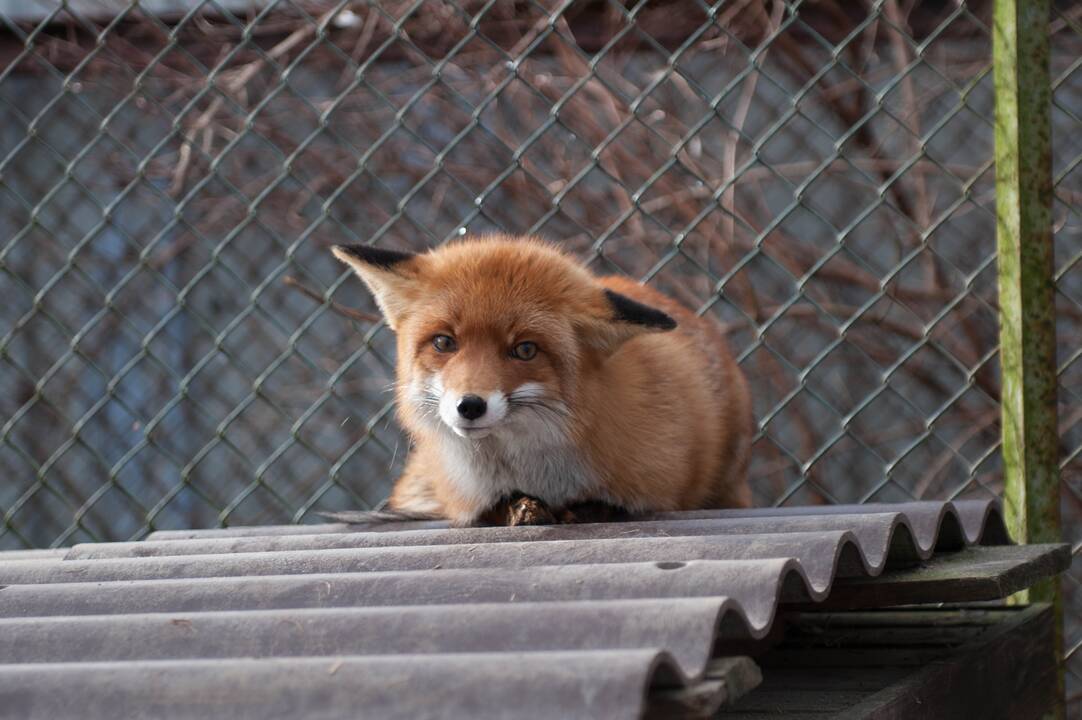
[457,395,487,421]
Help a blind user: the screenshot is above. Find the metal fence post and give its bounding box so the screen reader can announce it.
[993,0,1062,714]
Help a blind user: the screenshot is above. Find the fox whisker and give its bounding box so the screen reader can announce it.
[508,398,569,419]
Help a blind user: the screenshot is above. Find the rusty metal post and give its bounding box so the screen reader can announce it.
[993,0,1061,714]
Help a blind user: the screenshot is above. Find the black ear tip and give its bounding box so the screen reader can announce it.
[656,313,678,331]
[332,244,416,270]
[604,289,677,331]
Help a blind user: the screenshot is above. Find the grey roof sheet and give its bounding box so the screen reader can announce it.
[0,500,1039,719]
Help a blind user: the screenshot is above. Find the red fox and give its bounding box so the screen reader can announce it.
[332,236,752,526]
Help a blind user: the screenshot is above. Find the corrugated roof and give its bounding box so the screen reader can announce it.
[0,500,1065,720]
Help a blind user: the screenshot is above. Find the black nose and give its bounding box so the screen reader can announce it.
[457,395,487,420]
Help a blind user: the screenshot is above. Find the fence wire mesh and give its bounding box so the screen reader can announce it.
[1052,1,1082,709]
[0,0,1079,706]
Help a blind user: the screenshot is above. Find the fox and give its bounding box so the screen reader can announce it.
[330,235,752,526]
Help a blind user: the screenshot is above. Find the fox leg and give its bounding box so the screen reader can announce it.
[387,464,443,516]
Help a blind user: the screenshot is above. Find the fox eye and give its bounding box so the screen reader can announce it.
[432,335,457,353]
[511,341,538,361]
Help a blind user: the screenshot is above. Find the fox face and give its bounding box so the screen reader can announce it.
[403,289,575,442]
[332,239,675,447]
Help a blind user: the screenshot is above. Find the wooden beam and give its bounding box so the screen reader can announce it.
[993,0,1062,715]
[994,0,1059,567]
[834,605,1056,720]
[725,606,1056,719]
[644,657,762,719]
[784,543,1070,610]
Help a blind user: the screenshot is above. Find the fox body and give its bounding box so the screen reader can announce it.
[333,236,752,525]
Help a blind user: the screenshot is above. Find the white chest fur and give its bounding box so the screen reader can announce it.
[437,431,599,512]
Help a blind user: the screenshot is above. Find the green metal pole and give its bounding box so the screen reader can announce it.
[993,0,1062,715]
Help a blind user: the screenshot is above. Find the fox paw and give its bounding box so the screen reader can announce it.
[506,494,558,526]
[476,494,627,526]
[476,493,557,526]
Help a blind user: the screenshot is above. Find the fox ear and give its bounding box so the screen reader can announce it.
[331,244,423,330]
[581,289,677,354]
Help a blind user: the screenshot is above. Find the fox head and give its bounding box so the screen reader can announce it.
[332,237,675,441]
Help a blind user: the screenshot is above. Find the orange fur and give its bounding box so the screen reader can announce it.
[333,235,752,525]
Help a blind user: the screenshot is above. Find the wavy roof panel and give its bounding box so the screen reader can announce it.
[0,499,1067,720]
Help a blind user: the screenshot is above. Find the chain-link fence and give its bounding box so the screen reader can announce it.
[1053,2,1082,710]
[0,0,1079,707]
